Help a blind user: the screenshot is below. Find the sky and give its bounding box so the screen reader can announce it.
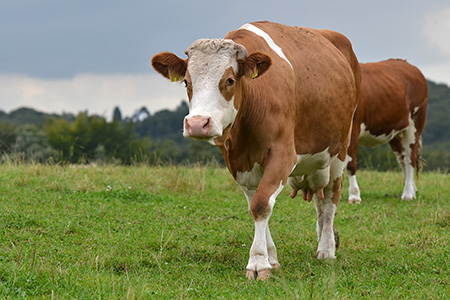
[1,0,450,119]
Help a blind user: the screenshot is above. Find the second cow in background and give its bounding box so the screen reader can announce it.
[346,59,428,203]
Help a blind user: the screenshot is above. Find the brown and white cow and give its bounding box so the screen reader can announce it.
[346,59,428,203]
[152,21,361,280]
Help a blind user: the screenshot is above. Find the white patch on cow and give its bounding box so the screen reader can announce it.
[347,174,361,203]
[344,154,352,167]
[402,163,417,200]
[413,106,420,115]
[240,185,256,207]
[403,115,418,150]
[345,154,362,203]
[240,23,293,69]
[237,162,264,219]
[392,150,406,173]
[329,156,345,183]
[359,123,400,147]
[184,39,239,140]
[290,147,332,176]
[237,164,284,207]
[401,115,418,200]
[269,181,284,208]
[236,162,264,190]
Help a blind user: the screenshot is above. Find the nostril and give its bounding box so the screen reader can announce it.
[203,118,211,129]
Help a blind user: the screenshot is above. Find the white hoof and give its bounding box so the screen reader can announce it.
[246,268,271,281]
[401,189,416,201]
[348,196,361,204]
[316,250,336,260]
[401,194,415,201]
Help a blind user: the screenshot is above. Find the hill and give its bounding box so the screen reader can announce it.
[0,107,75,125]
[423,81,450,145]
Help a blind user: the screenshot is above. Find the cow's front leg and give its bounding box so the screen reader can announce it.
[246,218,272,280]
[238,145,297,280]
[241,183,283,280]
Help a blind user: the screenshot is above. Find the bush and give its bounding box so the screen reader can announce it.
[45,113,152,164]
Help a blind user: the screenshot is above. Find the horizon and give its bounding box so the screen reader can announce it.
[1,78,447,120]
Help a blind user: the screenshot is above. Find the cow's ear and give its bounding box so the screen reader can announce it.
[242,52,272,79]
[151,52,187,82]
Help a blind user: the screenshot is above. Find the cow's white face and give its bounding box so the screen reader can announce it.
[151,38,272,143]
[182,39,240,142]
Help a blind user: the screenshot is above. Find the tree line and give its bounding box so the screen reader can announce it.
[0,80,449,171]
[0,103,222,165]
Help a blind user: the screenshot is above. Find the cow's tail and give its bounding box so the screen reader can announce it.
[416,137,424,178]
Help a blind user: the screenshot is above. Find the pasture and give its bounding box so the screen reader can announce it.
[0,163,449,299]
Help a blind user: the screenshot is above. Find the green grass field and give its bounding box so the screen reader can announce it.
[0,163,449,299]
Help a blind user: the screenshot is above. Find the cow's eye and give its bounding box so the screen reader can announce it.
[226,78,235,86]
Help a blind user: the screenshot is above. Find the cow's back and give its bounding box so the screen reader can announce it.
[357,59,428,136]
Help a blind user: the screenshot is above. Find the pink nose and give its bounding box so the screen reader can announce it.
[185,116,212,138]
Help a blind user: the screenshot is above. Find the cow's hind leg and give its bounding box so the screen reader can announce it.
[347,170,361,204]
[389,136,406,176]
[314,195,337,259]
[314,158,343,259]
[346,126,362,204]
[390,122,418,200]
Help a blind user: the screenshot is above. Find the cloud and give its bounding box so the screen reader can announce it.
[420,6,450,84]
[422,6,450,56]
[0,73,187,118]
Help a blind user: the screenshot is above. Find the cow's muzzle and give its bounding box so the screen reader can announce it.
[184,115,213,139]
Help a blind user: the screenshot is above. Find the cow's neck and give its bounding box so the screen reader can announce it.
[215,79,270,178]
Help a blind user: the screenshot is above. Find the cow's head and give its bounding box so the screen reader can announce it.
[151,39,271,142]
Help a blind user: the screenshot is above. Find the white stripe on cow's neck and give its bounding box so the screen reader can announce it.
[240,23,293,69]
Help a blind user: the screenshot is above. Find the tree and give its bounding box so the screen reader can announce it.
[0,122,17,154]
[14,125,57,162]
[113,106,122,122]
